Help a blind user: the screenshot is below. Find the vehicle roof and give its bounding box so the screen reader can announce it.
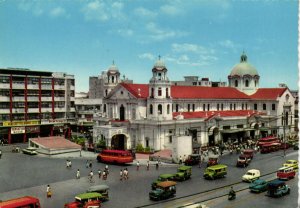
[178,166,192,170]
[159,173,175,178]
[101,149,131,154]
[87,184,109,192]
[157,181,177,187]
[206,164,227,169]
[268,179,286,187]
[278,166,294,170]
[285,159,297,162]
[0,196,39,207]
[75,192,102,200]
[247,169,260,172]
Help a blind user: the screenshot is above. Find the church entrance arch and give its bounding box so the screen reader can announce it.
[208,126,219,146]
[111,134,128,150]
[120,105,125,121]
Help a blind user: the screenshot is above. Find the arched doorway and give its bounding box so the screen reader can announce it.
[120,105,125,121]
[208,126,219,146]
[111,134,127,150]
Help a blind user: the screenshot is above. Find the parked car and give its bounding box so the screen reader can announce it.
[283,160,298,170]
[87,184,109,201]
[64,192,101,208]
[293,142,299,150]
[151,174,176,190]
[249,179,268,193]
[207,156,219,167]
[277,167,296,180]
[174,166,192,181]
[203,164,227,180]
[243,149,254,159]
[22,147,38,155]
[149,181,176,201]
[266,179,290,197]
[236,154,251,167]
[242,169,260,182]
[184,154,201,166]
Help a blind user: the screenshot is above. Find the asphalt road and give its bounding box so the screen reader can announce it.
[0,145,298,208]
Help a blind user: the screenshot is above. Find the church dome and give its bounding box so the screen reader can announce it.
[107,61,120,75]
[229,52,258,77]
[152,56,167,71]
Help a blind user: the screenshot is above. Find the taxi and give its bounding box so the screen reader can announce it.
[283,160,298,170]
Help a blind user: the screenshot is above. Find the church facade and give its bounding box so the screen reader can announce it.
[93,53,296,152]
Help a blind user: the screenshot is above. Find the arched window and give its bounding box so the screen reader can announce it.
[245,79,249,87]
[150,104,153,114]
[217,104,219,111]
[176,104,179,112]
[192,104,195,112]
[158,87,162,96]
[167,104,170,114]
[242,104,244,110]
[151,88,154,98]
[158,104,162,114]
[234,104,236,110]
[235,80,238,87]
[230,104,232,110]
[112,76,115,83]
[221,103,224,110]
[166,88,169,98]
[188,104,190,112]
[104,104,106,112]
[158,73,162,80]
[105,89,108,96]
[203,104,206,111]
[255,80,257,87]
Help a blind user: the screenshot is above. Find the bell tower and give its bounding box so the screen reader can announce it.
[147,56,173,120]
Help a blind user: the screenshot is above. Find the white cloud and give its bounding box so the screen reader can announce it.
[138,53,155,60]
[81,0,125,22]
[219,40,240,51]
[171,43,215,55]
[160,4,183,16]
[117,29,134,37]
[134,7,157,18]
[50,7,67,18]
[18,1,44,16]
[145,22,187,41]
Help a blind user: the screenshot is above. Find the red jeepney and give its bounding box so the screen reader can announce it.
[277,167,296,180]
[97,150,133,164]
[64,192,101,208]
[243,149,254,159]
[260,143,281,154]
[0,196,40,208]
[258,136,280,147]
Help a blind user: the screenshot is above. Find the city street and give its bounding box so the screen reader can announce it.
[0,145,298,208]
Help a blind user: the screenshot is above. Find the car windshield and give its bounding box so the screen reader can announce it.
[286,161,294,164]
[246,172,254,176]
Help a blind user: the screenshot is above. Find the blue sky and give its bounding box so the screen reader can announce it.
[0,0,298,92]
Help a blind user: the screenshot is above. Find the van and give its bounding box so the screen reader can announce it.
[242,169,260,182]
[203,164,227,180]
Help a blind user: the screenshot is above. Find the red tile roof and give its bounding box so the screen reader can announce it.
[250,88,287,100]
[120,83,249,99]
[173,110,265,119]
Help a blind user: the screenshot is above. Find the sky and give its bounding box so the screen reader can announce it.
[0,0,298,92]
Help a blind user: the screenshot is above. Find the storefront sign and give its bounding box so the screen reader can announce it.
[41,119,67,125]
[26,126,40,133]
[11,127,25,134]
[3,120,39,127]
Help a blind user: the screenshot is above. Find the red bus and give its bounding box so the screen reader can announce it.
[0,196,41,208]
[97,150,133,164]
[257,136,280,147]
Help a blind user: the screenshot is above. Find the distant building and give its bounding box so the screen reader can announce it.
[172,76,226,87]
[0,68,75,144]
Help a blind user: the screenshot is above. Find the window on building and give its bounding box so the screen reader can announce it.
[193,82,197,86]
[234,104,236,110]
[235,80,238,87]
[104,104,106,112]
[167,104,170,114]
[254,103,257,110]
[188,104,190,112]
[217,104,219,111]
[105,89,108,96]
[166,88,169,98]
[230,104,232,110]
[207,104,210,111]
[158,73,162,80]
[255,80,257,87]
[112,76,115,83]
[176,104,179,112]
[192,104,195,112]
[146,138,149,147]
[151,88,154,98]
[158,104,162,114]
[242,103,244,110]
[203,104,206,111]
[158,87,162,96]
[221,103,224,111]
[245,80,249,87]
[272,103,276,111]
[263,103,266,110]
[150,104,153,114]
[246,103,248,110]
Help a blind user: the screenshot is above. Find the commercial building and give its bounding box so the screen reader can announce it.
[0,68,75,144]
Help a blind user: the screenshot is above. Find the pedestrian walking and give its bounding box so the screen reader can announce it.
[98,169,102,178]
[76,169,80,179]
[105,165,109,175]
[179,156,182,165]
[156,160,159,170]
[136,161,140,171]
[146,161,150,171]
[120,169,123,181]
[102,170,107,180]
[125,168,129,180]
[46,185,52,198]
[0,149,2,159]
[89,170,94,182]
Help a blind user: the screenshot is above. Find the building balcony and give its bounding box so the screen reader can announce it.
[54,97,65,101]
[41,97,52,102]
[54,85,65,90]
[27,84,39,89]
[0,83,10,89]
[27,108,40,113]
[13,108,25,113]
[41,85,52,90]
[12,97,25,102]
[0,96,10,102]
[27,97,39,102]
[0,109,10,114]
[54,107,66,112]
[70,107,76,112]
[12,83,25,89]
[41,108,53,113]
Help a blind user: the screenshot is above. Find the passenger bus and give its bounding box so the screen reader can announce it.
[0,196,40,208]
[257,136,280,147]
[97,149,134,164]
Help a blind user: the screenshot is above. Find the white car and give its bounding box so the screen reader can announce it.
[242,169,260,182]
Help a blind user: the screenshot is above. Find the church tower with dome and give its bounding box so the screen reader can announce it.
[103,61,121,97]
[228,52,260,95]
[147,56,173,120]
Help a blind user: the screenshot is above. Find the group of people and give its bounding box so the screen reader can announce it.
[119,168,129,181]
